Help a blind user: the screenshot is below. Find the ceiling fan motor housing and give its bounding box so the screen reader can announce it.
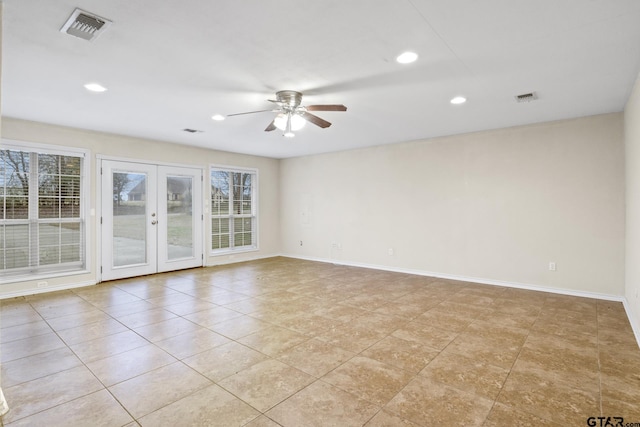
[276,90,303,109]
[228,90,345,133]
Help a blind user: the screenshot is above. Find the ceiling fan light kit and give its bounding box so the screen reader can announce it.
[228,90,347,138]
[274,113,306,132]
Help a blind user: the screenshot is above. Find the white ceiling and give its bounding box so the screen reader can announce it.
[3,0,640,159]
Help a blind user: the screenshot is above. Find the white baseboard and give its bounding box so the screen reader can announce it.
[282,253,640,349]
[205,252,282,267]
[0,252,282,300]
[282,253,623,300]
[622,299,640,350]
[0,280,97,299]
[3,253,638,350]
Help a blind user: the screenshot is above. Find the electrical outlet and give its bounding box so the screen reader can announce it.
[548,262,557,271]
[299,240,303,246]
[37,281,49,288]
[388,248,394,256]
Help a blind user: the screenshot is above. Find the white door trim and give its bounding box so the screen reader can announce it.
[98,157,204,282]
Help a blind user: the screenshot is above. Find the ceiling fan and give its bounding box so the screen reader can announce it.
[228,90,347,138]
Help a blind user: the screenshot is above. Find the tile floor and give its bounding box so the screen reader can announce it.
[1,257,639,426]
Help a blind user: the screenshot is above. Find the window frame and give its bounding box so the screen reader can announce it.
[209,164,258,255]
[0,139,90,283]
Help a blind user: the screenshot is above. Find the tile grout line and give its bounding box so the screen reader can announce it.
[596,303,603,417]
[483,299,545,425]
[2,262,638,425]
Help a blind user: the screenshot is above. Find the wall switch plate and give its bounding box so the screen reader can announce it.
[548,262,557,271]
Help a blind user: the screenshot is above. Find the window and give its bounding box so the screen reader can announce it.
[0,142,88,280]
[210,166,257,253]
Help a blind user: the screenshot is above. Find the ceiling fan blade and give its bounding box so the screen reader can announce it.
[305,104,347,112]
[301,112,332,128]
[264,121,277,132]
[227,109,275,117]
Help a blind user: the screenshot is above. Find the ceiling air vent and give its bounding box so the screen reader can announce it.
[60,8,112,42]
[515,92,538,103]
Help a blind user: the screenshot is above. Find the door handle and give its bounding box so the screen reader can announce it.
[151,220,157,225]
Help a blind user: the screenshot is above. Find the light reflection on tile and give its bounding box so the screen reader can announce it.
[86,344,177,386]
[266,380,379,426]
[0,257,638,426]
[4,389,134,427]
[322,356,414,406]
[137,384,259,426]
[217,359,314,412]
[1,332,66,363]
[1,347,82,388]
[3,365,103,423]
[108,362,212,419]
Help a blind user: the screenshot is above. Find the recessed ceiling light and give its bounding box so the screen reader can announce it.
[396,51,418,64]
[450,96,467,105]
[84,83,107,92]
[211,114,225,121]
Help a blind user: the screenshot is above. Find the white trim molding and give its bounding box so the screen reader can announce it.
[0,280,96,299]
[622,299,640,350]
[282,253,639,349]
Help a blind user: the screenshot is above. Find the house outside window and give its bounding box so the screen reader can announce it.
[0,141,88,280]
[210,166,257,253]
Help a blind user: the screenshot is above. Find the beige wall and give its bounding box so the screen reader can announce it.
[281,113,625,296]
[1,118,281,297]
[0,111,629,302]
[625,73,640,336]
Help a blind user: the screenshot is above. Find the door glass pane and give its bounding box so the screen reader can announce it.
[166,176,193,260]
[113,172,147,267]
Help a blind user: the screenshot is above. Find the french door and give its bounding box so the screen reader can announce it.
[101,160,203,281]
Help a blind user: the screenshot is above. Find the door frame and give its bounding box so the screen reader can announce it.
[96,155,205,282]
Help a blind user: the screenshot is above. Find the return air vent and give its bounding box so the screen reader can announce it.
[60,8,112,42]
[515,92,538,103]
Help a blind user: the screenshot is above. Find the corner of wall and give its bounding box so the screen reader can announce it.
[624,70,640,348]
